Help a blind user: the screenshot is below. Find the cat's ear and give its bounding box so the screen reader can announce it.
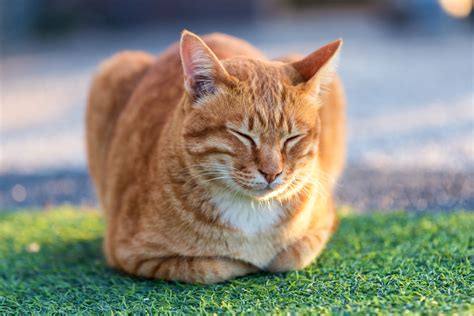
[291,39,342,98]
[180,30,231,102]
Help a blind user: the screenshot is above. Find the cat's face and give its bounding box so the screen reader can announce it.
[180,31,341,200]
[183,64,321,200]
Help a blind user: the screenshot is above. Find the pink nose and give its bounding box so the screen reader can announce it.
[258,169,283,184]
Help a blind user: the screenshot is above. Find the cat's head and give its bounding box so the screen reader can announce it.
[180,31,342,201]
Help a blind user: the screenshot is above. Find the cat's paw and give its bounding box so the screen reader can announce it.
[266,236,321,273]
[129,255,258,284]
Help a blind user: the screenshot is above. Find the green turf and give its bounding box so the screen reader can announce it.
[0,207,473,314]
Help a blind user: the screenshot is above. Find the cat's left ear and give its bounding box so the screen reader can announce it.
[180,30,232,102]
[291,39,342,98]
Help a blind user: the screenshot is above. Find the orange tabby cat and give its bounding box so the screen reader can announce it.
[86,31,345,283]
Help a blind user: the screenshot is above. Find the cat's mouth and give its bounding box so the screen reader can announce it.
[232,181,287,200]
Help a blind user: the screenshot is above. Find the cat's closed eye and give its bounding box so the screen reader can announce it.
[283,134,305,148]
[228,128,257,147]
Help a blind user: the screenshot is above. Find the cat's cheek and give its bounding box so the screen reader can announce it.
[301,137,319,157]
[288,154,314,175]
[304,144,319,159]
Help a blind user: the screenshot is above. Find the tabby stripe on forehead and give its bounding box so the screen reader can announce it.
[255,109,266,127]
[183,125,226,139]
[287,120,293,134]
[276,111,284,129]
[248,116,254,131]
[186,146,235,157]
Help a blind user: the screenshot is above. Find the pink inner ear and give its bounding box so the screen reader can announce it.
[181,33,227,99]
[292,39,342,81]
[181,38,200,79]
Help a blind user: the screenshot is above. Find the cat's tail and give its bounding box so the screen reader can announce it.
[86,51,155,202]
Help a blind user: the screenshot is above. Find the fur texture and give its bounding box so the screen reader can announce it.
[86,31,346,283]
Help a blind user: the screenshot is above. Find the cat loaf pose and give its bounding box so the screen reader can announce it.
[86,30,345,284]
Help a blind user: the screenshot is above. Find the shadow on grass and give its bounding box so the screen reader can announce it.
[1,234,270,307]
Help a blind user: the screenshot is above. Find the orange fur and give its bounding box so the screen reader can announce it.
[86,31,346,283]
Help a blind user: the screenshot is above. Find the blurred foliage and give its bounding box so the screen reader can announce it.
[286,0,376,8]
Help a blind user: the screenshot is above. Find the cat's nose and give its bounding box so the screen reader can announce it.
[258,169,283,184]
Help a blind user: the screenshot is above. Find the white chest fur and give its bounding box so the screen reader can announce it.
[211,190,285,235]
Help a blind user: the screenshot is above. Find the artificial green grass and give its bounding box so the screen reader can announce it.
[0,207,472,314]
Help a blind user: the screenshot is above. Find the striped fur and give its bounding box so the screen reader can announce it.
[86,31,345,283]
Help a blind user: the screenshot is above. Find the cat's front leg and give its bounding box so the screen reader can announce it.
[130,256,259,284]
[266,227,333,273]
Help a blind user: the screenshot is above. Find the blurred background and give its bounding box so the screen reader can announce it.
[0,0,473,212]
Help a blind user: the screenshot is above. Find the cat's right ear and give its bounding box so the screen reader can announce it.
[180,30,231,102]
